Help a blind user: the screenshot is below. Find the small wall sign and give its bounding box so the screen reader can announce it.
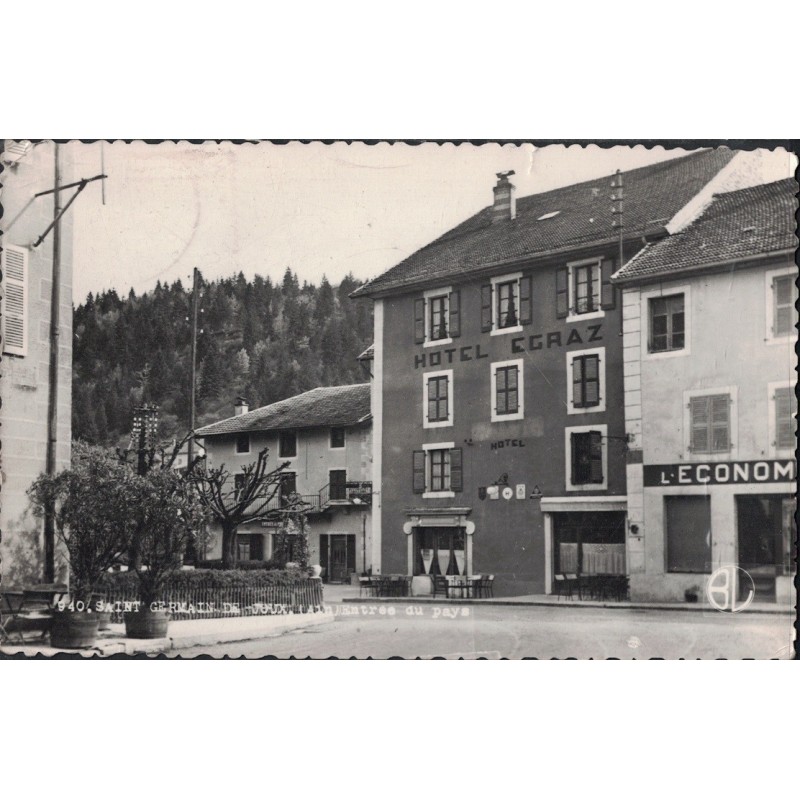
[502,486,514,500]
[516,484,526,500]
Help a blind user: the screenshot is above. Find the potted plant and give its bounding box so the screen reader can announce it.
[28,443,133,649]
[124,467,202,639]
[684,585,701,603]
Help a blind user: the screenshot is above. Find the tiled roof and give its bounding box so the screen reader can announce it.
[614,178,798,283]
[196,384,371,437]
[351,149,736,298]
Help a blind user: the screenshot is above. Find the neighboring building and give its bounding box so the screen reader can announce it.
[352,148,792,597]
[0,141,74,586]
[195,386,373,581]
[613,178,797,605]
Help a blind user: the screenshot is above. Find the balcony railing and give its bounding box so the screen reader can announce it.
[318,481,373,509]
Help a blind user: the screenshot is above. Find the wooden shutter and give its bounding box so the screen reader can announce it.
[450,448,463,492]
[319,535,329,574]
[414,297,426,343]
[1,245,28,356]
[775,386,796,449]
[572,357,584,408]
[710,394,730,451]
[480,284,493,332]
[412,450,426,493]
[519,275,533,325]
[689,397,709,453]
[449,289,461,338]
[589,431,603,483]
[570,432,579,484]
[555,267,568,319]
[600,258,616,309]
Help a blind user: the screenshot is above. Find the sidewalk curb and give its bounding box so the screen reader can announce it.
[1,612,335,657]
[340,596,791,615]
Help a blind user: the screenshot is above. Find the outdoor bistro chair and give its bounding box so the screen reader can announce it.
[467,575,482,599]
[479,575,494,599]
[359,577,374,598]
[432,574,449,599]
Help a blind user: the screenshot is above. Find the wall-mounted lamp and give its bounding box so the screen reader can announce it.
[629,523,640,535]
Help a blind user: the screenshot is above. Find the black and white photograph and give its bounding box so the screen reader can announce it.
[1,140,796,660]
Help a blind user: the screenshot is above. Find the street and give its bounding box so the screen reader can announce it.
[172,602,795,659]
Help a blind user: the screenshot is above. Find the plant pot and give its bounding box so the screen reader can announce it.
[96,611,113,631]
[124,608,170,639]
[50,611,100,649]
[309,564,322,578]
[684,590,699,603]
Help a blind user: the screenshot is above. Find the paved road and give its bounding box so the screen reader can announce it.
[173,602,795,659]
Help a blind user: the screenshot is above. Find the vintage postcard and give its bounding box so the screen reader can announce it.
[1,140,796,659]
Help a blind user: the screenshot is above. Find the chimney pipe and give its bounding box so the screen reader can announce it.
[492,170,516,223]
[234,396,249,416]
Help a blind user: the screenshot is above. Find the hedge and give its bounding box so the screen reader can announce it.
[196,559,284,571]
[98,567,311,592]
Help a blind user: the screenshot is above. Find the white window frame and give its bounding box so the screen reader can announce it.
[765,266,796,345]
[423,285,452,348]
[682,386,738,461]
[566,346,606,415]
[640,284,691,360]
[423,368,453,429]
[768,379,797,457]
[422,441,455,499]
[329,427,347,450]
[1,244,28,357]
[564,423,608,492]
[278,430,298,460]
[491,359,524,422]
[490,272,523,336]
[566,257,604,324]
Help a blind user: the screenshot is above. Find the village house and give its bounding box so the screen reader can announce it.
[613,178,797,605]
[195,385,373,581]
[0,141,74,587]
[351,148,792,597]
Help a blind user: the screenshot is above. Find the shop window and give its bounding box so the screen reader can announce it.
[412,445,463,496]
[236,432,250,454]
[567,348,604,413]
[557,258,614,320]
[666,495,711,573]
[774,385,797,450]
[423,369,453,428]
[330,427,346,448]
[481,273,532,334]
[414,528,466,576]
[649,294,685,353]
[414,287,460,345]
[491,359,524,422]
[279,430,297,458]
[689,394,730,453]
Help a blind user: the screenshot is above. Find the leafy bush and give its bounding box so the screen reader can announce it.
[98,567,310,593]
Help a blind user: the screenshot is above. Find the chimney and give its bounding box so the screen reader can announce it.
[234,396,249,416]
[492,170,516,223]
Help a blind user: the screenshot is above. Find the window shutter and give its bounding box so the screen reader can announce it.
[519,275,533,325]
[412,450,426,493]
[449,289,461,338]
[555,267,568,319]
[572,357,584,408]
[710,394,730,451]
[450,448,463,492]
[480,284,493,332]
[600,258,616,310]
[589,431,603,483]
[1,245,28,356]
[775,387,796,449]
[414,298,425,343]
[689,397,709,452]
[570,433,579,485]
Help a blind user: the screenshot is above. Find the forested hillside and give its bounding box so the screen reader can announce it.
[72,269,373,446]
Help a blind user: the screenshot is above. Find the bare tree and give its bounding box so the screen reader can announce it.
[189,447,305,568]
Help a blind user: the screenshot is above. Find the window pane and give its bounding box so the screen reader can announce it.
[775,306,792,336]
[774,275,792,304]
[666,496,711,572]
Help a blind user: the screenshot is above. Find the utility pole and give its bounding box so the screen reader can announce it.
[43,143,61,582]
[188,267,200,470]
[611,169,625,336]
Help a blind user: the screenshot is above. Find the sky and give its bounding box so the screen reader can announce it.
[60,141,797,301]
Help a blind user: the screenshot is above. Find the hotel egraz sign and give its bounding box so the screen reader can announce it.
[644,460,796,487]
